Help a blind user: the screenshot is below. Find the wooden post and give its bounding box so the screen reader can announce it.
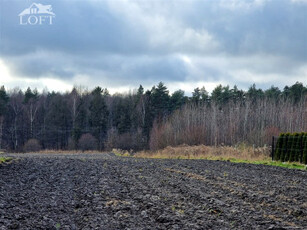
[271,136,275,161]
[300,135,303,163]
[285,135,288,161]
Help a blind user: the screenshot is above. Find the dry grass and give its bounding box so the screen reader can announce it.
[112,148,131,157]
[134,144,270,161]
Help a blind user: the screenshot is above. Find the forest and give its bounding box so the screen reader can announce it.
[0,82,306,152]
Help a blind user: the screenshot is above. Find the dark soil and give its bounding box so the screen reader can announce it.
[1,153,306,229]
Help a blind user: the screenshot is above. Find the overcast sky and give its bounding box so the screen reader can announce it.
[0,0,306,94]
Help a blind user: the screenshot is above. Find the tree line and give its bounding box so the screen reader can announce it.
[0,82,306,152]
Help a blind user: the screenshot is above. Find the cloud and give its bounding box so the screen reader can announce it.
[291,0,307,3]
[218,0,269,10]
[0,0,306,93]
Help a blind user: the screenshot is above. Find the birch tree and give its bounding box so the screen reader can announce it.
[0,86,9,149]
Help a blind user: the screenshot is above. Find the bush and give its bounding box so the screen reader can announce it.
[78,133,97,151]
[23,139,42,152]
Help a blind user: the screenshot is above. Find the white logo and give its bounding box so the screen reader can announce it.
[19,3,55,25]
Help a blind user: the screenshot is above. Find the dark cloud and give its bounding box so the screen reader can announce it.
[0,1,148,56]
[0,0,306,92]
[170,0,307,60]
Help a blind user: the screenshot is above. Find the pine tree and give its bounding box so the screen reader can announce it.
[192,87,201,104]
[170,90,186,111]
[211,85,223,103]
[45,93,71,149]
[143,90,154,141]
[211,85,232,104]
[200,86,209,102]
[24,87,38,104]
[137,85,144,96]
[246,84,264,102]
[265,86,281,100]
[0,86,9,116]
[288,82,307,104]
[89,87,109,150]
[231,85,244,103]
[151,82,170,121]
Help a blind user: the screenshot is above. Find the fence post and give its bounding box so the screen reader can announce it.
[285,135,288,161]
[271,136,275,161]
[300,135,303,163]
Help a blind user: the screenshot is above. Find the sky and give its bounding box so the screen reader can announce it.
[0,0,306,94]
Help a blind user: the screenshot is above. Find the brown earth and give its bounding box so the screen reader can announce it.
[0,153,306,229]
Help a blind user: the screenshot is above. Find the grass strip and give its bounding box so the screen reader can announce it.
[229,159,306,170]
[0,157,12,164]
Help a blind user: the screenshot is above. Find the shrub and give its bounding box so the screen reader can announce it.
[78,133,97,151]
[23,139,42,152]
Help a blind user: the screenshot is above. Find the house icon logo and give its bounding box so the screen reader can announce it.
[19,3,55,25]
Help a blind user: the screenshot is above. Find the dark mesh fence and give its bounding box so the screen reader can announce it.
[272,134,307,164]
